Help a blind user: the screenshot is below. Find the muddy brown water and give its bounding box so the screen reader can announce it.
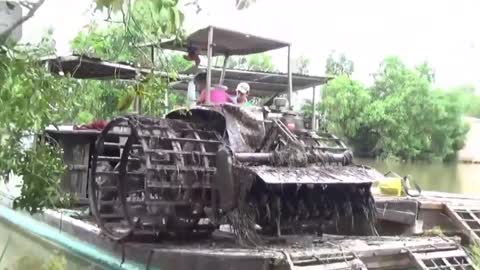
[0,219,105,270]
[356,158,480,195]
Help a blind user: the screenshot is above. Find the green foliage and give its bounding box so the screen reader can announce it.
[225,53,276,72]
[71,0,188,115]
[301,100,314,119]
[0,47,77,214]
[325,51,354,76]
[41,253,68,270]
[320,57,469,161]
[10,252,67,270]
[93,0,184,40]
[449,84,480,117]
[13,140,74,213]
[471,244,480,268]
[294,55,310,74]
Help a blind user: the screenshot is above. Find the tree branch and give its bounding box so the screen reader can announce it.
[0,0,46,43]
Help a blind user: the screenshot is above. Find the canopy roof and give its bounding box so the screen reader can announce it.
[172,66,332,97]
[43,55,140,80]
[42,55,189,81]
[41,55,332,98]
[156,26,290,56]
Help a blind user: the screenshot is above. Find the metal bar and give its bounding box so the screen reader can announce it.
[441,257,454,269]
[147,182,211,189]
[95,171,144,176]
[206,26,214,105]
[97,156,140,162]
[148,165,216,173]
[145,149,216,156]
[219,55,229,85]
[444,206,480,245]
[179,128,218,134]
[311,86,316,130]
[234,152,272,162]
[467,209,480,227]
[140,136,221,144]
[103,142,142,149]
[287,45,293,109]
[311,146,347,151]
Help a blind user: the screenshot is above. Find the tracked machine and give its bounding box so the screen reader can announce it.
[88,26,384,243]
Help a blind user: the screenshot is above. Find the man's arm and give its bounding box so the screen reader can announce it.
[225,93,234,103]
[198,89,206,104]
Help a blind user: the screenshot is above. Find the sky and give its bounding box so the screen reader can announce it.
[17,0,480,91]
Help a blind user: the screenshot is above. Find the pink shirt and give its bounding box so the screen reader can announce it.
[199,88,233,104]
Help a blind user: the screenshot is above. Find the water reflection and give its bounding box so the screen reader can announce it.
[0,220,104,270]
[356,158,480,195]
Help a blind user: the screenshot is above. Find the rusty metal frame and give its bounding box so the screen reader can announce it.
[444,206,480,246]
[408,247,479,270]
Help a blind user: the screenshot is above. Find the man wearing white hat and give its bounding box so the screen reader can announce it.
[235,82,252,106]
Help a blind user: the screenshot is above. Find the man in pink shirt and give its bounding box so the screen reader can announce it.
[194,73,233,104]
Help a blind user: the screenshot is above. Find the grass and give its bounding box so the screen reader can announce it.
[471,244,480,268]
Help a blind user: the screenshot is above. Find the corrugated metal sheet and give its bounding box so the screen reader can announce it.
[173,66,332,97]
[159,26,290,56]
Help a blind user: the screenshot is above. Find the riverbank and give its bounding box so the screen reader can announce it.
[356,158,480,195]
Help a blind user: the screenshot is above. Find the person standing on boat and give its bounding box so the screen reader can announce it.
[194,72,233,105]
[235,82,253,106]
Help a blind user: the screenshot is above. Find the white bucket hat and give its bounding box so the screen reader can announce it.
[236,82,250,94]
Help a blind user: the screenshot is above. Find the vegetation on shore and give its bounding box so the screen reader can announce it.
[471,244,480,268]
[0,0,186,214]
[304,53,471,162]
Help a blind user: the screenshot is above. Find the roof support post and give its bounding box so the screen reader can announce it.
[312,86,317,130]
[206,26,214,105]
[219,55,229,85]
[287,45,293,109]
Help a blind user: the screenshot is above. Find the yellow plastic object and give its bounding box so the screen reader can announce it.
[378,177,405,196]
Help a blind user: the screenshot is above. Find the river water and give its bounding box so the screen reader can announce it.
[356,158,480,195]
[0,220,104,270]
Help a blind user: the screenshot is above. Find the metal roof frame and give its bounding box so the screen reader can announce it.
[145,26,290,56]
[41,55,189,81]
[171,65,332,97]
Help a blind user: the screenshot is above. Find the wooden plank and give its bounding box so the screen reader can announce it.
[376,207,417,225]
[58,136,91,201]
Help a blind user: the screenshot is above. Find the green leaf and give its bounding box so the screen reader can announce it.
[117,92,135,111]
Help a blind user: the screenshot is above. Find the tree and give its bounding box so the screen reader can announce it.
[0,0,187,214]
[235,0,257,10]
[71,0,192,118]
[321,56,469,161]
[449,84,480,118]
[0,45,78,213]
[225,53,276,72]
[325,51,354,76]
[294,55,310,74]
